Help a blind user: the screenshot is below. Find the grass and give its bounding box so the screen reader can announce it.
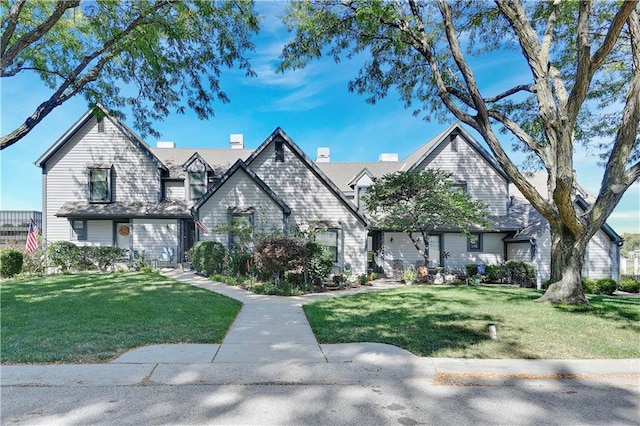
[303,285,640,359]
[1,271,241,364]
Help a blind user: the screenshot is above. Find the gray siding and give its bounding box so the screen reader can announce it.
[43,117,161,244]
[85,220,113,246]
[131,218,178,261]
[585,229,615,280]
[250,143,368,274]
[442,232,506,268]
[165,180,185,200]
[415,135,508,215]
[506,242,532,262]
[197,169,287,249]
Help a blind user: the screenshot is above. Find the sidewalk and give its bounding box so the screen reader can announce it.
[1,270,638,388]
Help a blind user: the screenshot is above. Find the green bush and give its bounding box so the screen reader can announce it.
[596,277,617,295]
[84,246,126,271]
[581,277,597,294]
[505,260,536,287]
[465,263,477,276]
[306,241,334,283]
[484,264,502,282]
[47,241,81,271]
[618,276,640,293]
[0,249,24,278]
[189,241,226,276]
[251,281,303,296]
[226,250,252,277]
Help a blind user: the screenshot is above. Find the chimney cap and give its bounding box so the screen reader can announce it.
[316,147,330,163]
[230,134,244,149]
[156,141,175,148]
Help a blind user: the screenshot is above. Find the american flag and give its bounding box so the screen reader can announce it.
[194,219,210,235]
[25,218,39,253]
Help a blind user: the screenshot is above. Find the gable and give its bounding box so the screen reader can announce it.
[245,128,368,226]
[35,105,166,173]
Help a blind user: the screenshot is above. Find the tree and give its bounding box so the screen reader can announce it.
[362,169,491,273]
[1,0,259,150]
[621,233,640,258]
[280,0,640,304]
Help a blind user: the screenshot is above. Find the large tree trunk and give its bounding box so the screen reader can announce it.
[536,226,590,305]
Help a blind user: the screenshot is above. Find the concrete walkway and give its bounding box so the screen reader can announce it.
[1,270,638,389]
[112,269,410,364]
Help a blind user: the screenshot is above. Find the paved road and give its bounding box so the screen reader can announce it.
[2,270,639,425]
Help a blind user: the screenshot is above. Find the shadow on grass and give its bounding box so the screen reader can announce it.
[552,294,640,326]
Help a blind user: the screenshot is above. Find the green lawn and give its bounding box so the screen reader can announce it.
[303,285,640,359]
[1,271,241,364]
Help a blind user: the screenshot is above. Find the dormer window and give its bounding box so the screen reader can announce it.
[275,140,284,162]
[189,171,207,200]
[89,167,112,202]
[182,152,213,200]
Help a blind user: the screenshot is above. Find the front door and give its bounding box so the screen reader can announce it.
[115,222,132,258]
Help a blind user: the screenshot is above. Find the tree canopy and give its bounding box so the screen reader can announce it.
[1,0,259,150]
[362,169,490,267]
[281,0,640,304]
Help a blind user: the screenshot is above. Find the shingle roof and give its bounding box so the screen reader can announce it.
[151,148,253,178]
[317,162,405,192]
[55,200,191,219]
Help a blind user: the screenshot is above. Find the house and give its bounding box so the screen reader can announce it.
[36,107,622,283]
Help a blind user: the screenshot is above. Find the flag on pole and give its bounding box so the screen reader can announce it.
[25,218,39,253]
[194,219,210,235]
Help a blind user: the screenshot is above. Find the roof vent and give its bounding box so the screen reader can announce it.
[230,134,244,149]
[378,153,398,162]
[316,147,330,163]
[156,141,175,148]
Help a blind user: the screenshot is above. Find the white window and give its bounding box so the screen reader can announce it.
[229,213,254,250]
[316,229,339,262]
[71,220,87,241]
[468,233,483,251]
[89,168,112,202]
[189,172,206,200]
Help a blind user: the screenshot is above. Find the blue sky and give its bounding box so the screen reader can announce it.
[1,2,638,233]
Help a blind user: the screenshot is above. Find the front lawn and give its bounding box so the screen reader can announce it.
[303,285,640,359]
[1,271,241,364]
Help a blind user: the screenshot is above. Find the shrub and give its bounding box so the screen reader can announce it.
[254,237,307,279]
[189,241,226,276]
[618,276,640,293]
[505,260,536,287]
[581,277,597,294]
[484,264,502,282]
[285,271,305,287]
[85,246,126,271]
[251,281,302,296]
[465,263,477,276]
[0,249,24,278]
[47,241,80,271]
[226,250,252,277]
[595,277,617,295]
[306,241,334,283]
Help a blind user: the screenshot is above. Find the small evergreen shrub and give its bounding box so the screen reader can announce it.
[505,260,536,286]
[251,281,302,296]
[226,250,252,276]
[465,263,477,276]
[595,277,617,295]
[189,241,226,276]
[0,249,23,278]
[618,276,640,293]
[581,277,597,294]
[484,264,502,282]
